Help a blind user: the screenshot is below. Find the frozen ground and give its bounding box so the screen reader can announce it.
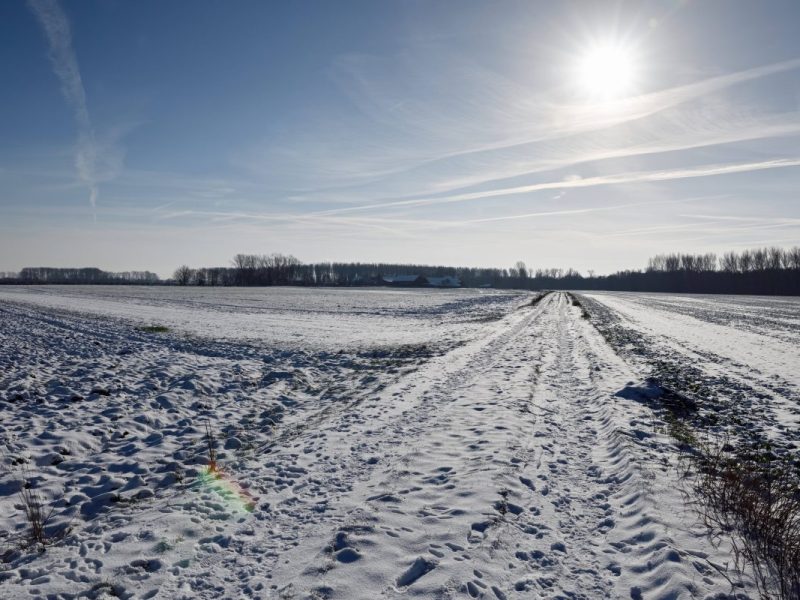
[582,292,800,457]
[0,286,523,350]
[1,286,796,599]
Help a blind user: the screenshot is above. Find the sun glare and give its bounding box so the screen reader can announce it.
[575,42,636,100]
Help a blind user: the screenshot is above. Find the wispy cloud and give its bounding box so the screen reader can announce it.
[241,53,800,204]
[545,57,800,142]
[444,196,708,227]
[28,0,100,208]
[604,216,800,240]
[420,112,800,198]
[310,157,800,215]
[680,214,800,225]
[149,195,706,239]
[333,54,800,166]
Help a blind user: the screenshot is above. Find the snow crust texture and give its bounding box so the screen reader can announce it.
[2,287,793,599]
[583,292,800,455]
[0,286,522,350]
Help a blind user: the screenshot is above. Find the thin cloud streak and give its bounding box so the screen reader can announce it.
[28,0,99,208]
[277,55,800,195]
[607,221,800,239]
[154,208,432,237]
[423,115,800,199]
[241,55,800,211]
[153,196,705,237]
[547,57,800,142]
[435,56,800,169]
[680,214,800,224]
[312,158,800,215]
[445,196,710,227]
[646,222,800,245]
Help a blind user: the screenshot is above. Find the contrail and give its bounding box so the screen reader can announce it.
[28,0,99,209]
[311,157,800,215]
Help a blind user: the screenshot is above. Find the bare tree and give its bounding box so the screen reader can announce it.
[768,247,784,270]
[787,247,800,270]
[648,255,667,272]
[664,254,680,271]
[720,251,740,273]
[739,250,754,272]
[752,248,768,271]
[173,265,193,286]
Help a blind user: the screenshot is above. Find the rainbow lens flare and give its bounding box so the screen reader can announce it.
[197,465,258,513]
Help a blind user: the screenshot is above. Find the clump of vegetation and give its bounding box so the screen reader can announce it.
[137,324,170,333]
[664,412,698,449]
[527,291,552,307]
[18,484,50,548]
[622,374,800,598]
[688,441,800,599]
[154,536,183,554]
[205,421,218,473]
[566,292,591,319]
[661,403,800,599]
[17,479,67,550]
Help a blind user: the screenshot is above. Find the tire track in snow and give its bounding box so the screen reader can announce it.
[263,293,740,599]
[151,295,549,599]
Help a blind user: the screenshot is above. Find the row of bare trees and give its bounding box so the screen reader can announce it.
[2,267,160,284]
[231,253,302,285]
[4,245,796,295]
[173,255,530,288]
[720,247,800,272]
[648,247,800,274]
[173,254,303,286]
[168,246,800,295]
[648,253,718,273]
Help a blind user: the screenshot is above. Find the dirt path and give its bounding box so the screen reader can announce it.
[1,292,743,599]
[169,293,736,599]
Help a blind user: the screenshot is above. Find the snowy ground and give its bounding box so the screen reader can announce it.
[1,286,796,599]
[582,292,800,458]
[0,286,523,350]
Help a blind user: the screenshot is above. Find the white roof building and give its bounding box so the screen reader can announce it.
[426,276,461,288]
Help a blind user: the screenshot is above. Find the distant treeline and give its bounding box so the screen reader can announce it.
[167,247,800,295]
[2,246,798,295]
[171,254,529,288]
[0,267,160,285]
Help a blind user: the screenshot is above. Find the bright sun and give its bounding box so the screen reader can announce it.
[575,42,636,100]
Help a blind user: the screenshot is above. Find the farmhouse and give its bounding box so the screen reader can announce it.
[382,275,461,288]
[382,275,427,286]
[426,276,461,288]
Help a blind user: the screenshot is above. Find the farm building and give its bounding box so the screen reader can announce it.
[382,275,427,286]
[426,276,461,288]
[382,275,461,288]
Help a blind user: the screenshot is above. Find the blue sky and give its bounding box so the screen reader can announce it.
[2,0,799,276]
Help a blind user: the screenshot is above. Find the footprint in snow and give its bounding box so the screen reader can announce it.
[396,556,437,588]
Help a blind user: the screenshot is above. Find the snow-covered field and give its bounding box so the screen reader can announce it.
[1,286,798,599]
[0,286,524,349]
[582,292,800,456]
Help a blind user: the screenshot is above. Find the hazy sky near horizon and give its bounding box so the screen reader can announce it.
[2,0,800,277]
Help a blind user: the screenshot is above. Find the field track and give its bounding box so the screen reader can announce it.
[3,288,794,598]
[157,293,732,599]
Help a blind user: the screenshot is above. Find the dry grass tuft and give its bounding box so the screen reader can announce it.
[566,292,591,319]
[689,442,800,599]
[137,324,170,333]
[205,421,218,473]
[17,480,65,550]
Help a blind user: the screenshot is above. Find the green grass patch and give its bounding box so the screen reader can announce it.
[137,324,170,333]
[664,412,697,448]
